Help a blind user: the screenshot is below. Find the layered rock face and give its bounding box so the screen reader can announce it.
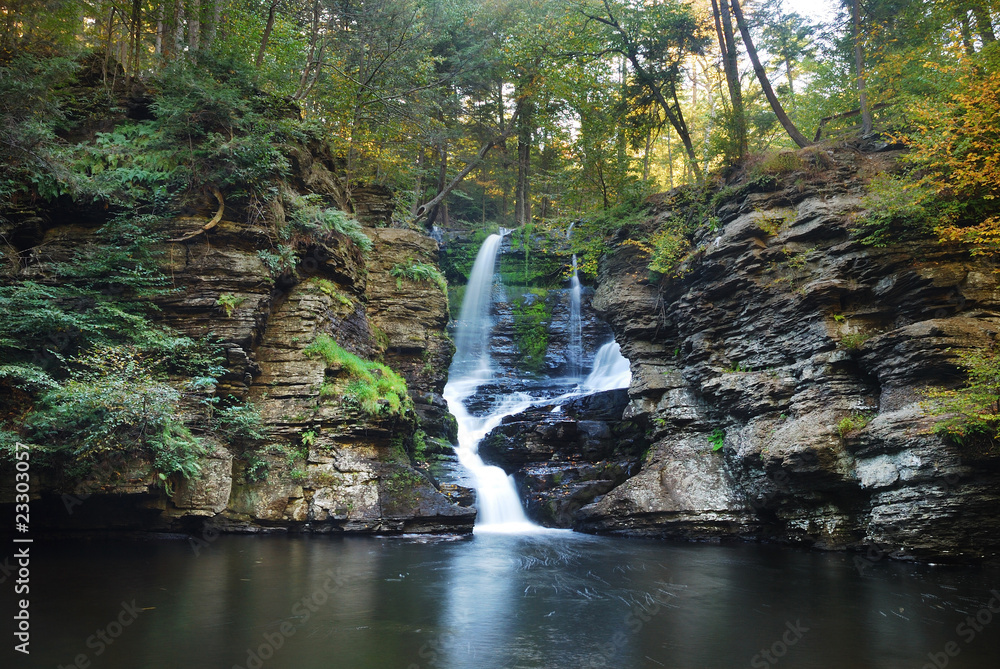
[1,199,474,534]
[575,149,1000,560]
[363,228,456,441]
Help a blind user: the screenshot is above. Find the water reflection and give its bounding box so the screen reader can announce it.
[22,534,1000,669]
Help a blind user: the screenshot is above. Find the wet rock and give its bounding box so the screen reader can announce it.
[479,388,646,528]
[578,148,1000,560]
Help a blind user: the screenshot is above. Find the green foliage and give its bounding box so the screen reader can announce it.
[510,292,551,373]
[840,332,872,351]
[724,361,754,373]
[0,364,57,392]
[926,346,1000,446]
[214,400,270,444]
[216,293,247,318]
[145,55,291,196]
[854,174,937,247]
[754,152,806,176]
[0,213,186,366]
[0,54,79,204]
[287,194,372,252]
[708,428,726,452]
[390,260,447,293]
[411,429,429,463]
[304,334,412,417]
[837,412,873,437]
[257,245,298,275]
[311,279,353,307]
[648,220,692,276]
[24,346,206,482]
[240,443,304,484]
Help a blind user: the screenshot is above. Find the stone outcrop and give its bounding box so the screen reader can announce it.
[571,148,1000,560]
[479,389,647,527]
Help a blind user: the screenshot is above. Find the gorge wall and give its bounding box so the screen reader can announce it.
[556,147,1000,561]
[0,138,475,534]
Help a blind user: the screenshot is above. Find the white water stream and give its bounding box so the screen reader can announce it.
[443,232,632,532]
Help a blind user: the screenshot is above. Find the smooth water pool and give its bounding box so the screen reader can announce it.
[10,532,1000,669]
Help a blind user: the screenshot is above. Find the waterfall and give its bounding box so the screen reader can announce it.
[582,341,632,392]
[450,234,503,380]
[568,255,583,379]
[444,233,540,533]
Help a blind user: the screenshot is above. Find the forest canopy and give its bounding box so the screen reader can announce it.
[1,0,995,232]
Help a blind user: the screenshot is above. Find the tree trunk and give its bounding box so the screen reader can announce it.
[256,1,280,68]
[427,146,448,226]
[204,0,219,50]
[174,0,185,56]
[156,3,164,55]
[972,3,997,43]
[189,0,201,54]
[958,9,976,55]
[851,0,873,136]
[515,95,533,227]
[730,0,812,147]
[667,130,673,188]
[712,0,747,158]
[126,0,142,82]
[642,130,653,182]
[410,149,425,217]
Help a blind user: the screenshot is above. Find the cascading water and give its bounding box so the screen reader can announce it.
[444,233,540,532]
[568,254,583,379]
[582,341,632,392]
[444,232,631,532]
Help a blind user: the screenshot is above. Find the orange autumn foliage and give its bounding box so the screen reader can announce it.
[900,55,1000,255]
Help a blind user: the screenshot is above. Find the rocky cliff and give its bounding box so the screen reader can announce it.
[573,147,1000,561]
[0,137,475,534]
[477,146,1000,561]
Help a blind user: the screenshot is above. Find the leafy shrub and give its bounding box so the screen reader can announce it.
[24,346,206,481]
[258,245,298,275]
[390,261,447,293]
[510,292,550,373]
[708,428,725,452]
[214,400,270,444]
[0,54,78,204]
[899,55,1000,256]
[853,174,936,247]
[216,293,247,318]
[304,334,411,417]
[926,346,1000,445]
[755,151,806,176]
[837,413,873,436]
[648,220,691,276]
[840,332,872,351]
[287,194,372,252]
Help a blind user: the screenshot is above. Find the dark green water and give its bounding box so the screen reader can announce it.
[8,533,1000,668]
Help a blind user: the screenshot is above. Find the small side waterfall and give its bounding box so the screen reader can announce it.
[568,254,583,379]
[444,232,540,532]
[582,341,632,392]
